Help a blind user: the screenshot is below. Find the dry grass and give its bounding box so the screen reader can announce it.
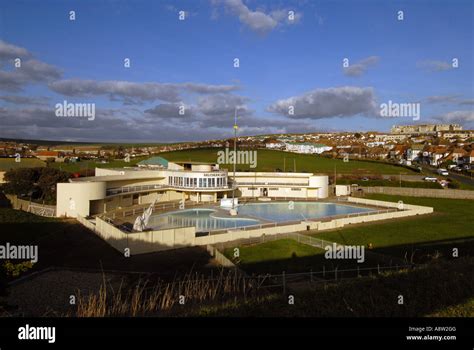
[74,269,259,317]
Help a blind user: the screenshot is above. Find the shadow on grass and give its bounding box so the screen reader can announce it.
[0,210,218,282]
[195,257,474,317]
[231,236,474,276]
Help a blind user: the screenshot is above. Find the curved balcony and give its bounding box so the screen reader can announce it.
[106,183,233,196]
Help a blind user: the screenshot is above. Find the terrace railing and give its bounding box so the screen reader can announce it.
[106,184,232,196]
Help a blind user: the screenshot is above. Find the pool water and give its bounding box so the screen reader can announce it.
[237,202,373,222]
[147,209,260,232]
[147,202,373,232]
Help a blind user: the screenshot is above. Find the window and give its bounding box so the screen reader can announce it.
[269,188,279,191]
[199,178,203,187]
[291,188,301,191]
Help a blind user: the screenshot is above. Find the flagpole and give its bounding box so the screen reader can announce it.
[232,108,238,210]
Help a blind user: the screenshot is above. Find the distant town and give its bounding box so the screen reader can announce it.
[1,123,472,179]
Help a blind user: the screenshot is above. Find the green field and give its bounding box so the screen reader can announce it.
[223,238,392,274]
[222,195,474,273]
[313,194,474,262]
[336,178,443,189]
[159,148,417,175]
[223,239,325,274]
[49,156,148,173]
[0,158,46,171]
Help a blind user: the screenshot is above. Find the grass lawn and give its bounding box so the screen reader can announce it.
[49,156,148,173]
[222,194,474,273]
[159,148,417,175]
[223,239,326,274]
[312,194,474,263]
[0,158,45,171]
[337,178,443,189]
[223,238,390,274]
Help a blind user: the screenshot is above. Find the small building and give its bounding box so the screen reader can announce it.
[35,151,64,162]
[285,142,332,154]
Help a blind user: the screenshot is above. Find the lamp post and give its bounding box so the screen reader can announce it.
[231,108,238,213]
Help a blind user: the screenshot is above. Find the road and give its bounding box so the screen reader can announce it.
[421,165,474,188]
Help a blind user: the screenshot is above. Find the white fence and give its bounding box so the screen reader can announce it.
[6,194,56,217]
[205,245,239,268]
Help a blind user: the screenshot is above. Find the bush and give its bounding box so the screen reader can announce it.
[1,167,70,203]
[448,181,460,189]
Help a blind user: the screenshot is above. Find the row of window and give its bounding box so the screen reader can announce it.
[168,176,227,188]
[245,187,302,191]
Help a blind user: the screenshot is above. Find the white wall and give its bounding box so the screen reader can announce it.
[57,182,106,217]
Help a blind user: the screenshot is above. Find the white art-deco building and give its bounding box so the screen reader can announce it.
[56,157,329,218]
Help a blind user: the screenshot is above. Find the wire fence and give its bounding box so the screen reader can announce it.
[139,263,415,296]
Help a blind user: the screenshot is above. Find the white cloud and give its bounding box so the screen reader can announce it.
[417,60,453,72]
[215,0,300,34]
[343,56,379,77]
[49,79,240,104]
[433,110,474,124]
[268,86,377,119]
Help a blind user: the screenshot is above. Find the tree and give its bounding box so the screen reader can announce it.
[36,168,71,202]
[2,168,41,197]
[1,167,70,203]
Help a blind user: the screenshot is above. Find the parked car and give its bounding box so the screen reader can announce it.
[454,166,463,172]
[463,164,471,170]
[423,177,438,182]
[361,177,369,181]
[437,168,449,176]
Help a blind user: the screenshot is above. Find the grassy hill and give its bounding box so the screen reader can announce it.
[0,158,46,171]
[159,148,417,175]
[192,257,474,317]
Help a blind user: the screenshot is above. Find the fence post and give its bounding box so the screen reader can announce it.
[377,264,380,274]
[334,267,337,281]
[357,266,360,277]
[323,265,325,278]
[310,269,313,283]
[282,271,286,295]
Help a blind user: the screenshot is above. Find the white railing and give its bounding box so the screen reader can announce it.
[106,184,233,196]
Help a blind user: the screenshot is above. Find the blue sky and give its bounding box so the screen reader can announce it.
[0,0,473,142]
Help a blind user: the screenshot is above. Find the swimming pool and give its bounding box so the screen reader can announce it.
[147,202,374,232]
[147,208,260,232]
[237,202,373,222]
